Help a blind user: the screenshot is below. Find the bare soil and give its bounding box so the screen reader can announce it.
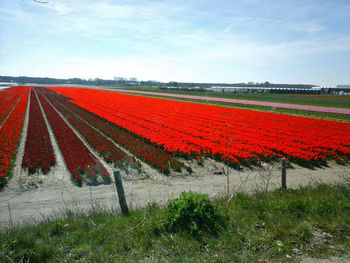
[0,159,349,229]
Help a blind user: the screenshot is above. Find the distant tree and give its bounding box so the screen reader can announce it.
[264,81,270,87]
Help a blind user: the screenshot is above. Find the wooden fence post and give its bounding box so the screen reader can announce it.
[226,170,230,195]
[281,158,287,190]
[8,202,13,228]
[113,171,129,215]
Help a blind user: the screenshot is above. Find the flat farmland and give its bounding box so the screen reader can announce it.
[0,86,349,225]
[80,86,350,122]
[102,88,350,114]
[50,87,350,167]
[102,86,350,108]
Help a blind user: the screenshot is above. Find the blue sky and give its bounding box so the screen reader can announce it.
[0,0,349,86]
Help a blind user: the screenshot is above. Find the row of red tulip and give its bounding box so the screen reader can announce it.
[36,89,110,186]
[44,88,185,174]
[0,86,24,126]
[0,86,29,186]
[22,88,56,174]
[49,87,350,167]
[38,87,140,172]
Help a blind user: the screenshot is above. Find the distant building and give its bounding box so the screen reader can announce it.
[331,85,350,95]
[336,85,350,90]
[210,86,249,93]
[167,86,181,89]
[0,82,18,87]
[209,86,321,94]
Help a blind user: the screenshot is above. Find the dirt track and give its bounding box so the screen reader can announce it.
[0,160,349,229]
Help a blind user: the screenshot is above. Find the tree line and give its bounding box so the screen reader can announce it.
[0,76,315,89]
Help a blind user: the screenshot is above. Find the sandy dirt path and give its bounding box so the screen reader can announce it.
[0,161,348,229]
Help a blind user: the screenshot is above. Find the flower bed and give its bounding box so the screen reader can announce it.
[36,89,109,186]
[39,87,140,172]
[22,88,55,174]
[42,88,184,174]
[49,87,350,167]
[0,87,29,187]
[0,86,25,126]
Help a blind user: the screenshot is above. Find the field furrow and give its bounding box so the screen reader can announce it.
[49,87,350,166]
[0,87,24,127]
[40,88,185,174]
[38,87,140,171]
[36,89,109,186]
[0,86,29,186]
[22,88,56,174]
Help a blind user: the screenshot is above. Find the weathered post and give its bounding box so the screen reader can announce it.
[113,171,129,215]
[281,158,287,190]
[7,202,13,228]
[226,169,230,195]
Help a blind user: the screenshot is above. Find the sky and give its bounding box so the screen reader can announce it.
[0,0,350,86]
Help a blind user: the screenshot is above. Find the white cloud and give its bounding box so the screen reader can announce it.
[25,56,186,82]
[286,22,325,33]
[43,2,74,14]
[1,0,349,86]
[19,32,349,83]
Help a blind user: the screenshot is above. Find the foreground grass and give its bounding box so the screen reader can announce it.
[1,183,349,262]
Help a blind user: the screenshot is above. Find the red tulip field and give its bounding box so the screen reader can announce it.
[0,86,349,188]
[0,86,29,182]
[50,87,350,164]
[22,88,55,174]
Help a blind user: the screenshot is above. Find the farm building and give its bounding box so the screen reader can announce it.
[209,86,322,94]
[332,85,350,95]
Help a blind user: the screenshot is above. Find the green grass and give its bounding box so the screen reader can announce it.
[1,183,349,262]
